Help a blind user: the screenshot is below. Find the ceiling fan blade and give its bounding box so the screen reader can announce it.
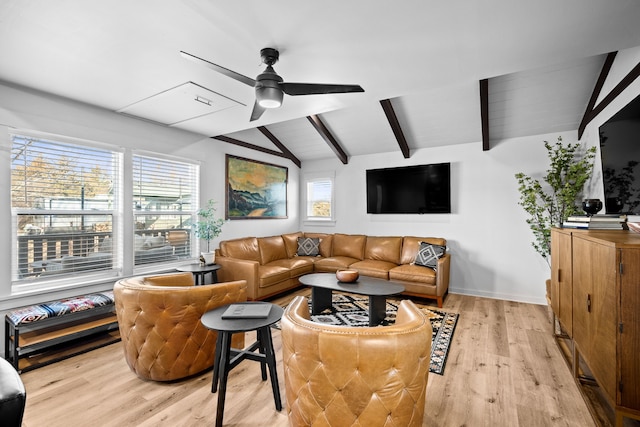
[250,100,266,121]
[179,51,256,87]
[279,82,364,96]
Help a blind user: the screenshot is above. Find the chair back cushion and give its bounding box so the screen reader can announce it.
[219,237,261,262]
[331,233,366,259]
[364,236,403,264]
[258,235,288,265]
[281,296,432,427]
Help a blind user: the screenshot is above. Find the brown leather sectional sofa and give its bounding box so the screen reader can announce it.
[215,232,450,307]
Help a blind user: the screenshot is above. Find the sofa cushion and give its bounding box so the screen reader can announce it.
[400,236,447,265]
[389,264,437,285]
[348,259,396,279]
[282,232,304,258]
[258,235,288,265]
[413,241,446,270]
[265,258,315,278]
[219,237,261,263]
[303,233,333,257]
[314,256,359,272]
[257,265,291,288]
[332,234,366,259]
[364,236,402,264]
[296,237,321,256]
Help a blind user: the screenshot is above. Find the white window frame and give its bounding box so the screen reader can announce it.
[131,151,199,269]
[8,129,202,294]
[10,130,123,292]
[303,172,336,226]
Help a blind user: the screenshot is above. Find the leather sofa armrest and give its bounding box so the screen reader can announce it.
[435,253,451,297]
[215,256,260,300]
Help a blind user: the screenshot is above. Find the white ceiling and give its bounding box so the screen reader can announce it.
[1,1,640,164]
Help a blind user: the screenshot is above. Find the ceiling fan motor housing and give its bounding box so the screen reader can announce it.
[256,65,284,108]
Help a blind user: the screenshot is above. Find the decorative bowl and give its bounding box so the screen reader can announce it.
[582,199,603,216]
[336,269,359,283]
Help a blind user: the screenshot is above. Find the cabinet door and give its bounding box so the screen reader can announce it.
[551,228,573,335]
[572,237,617,400]
[619,248,640,410]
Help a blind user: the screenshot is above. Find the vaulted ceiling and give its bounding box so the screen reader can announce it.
[2,1,640,166]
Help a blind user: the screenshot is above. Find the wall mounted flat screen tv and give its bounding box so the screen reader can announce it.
[366,163,451,214]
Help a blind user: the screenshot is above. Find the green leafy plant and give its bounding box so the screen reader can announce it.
[515,136,596,265]
[193,199,226,252]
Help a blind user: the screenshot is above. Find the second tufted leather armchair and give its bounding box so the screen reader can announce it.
[281,295,432,427]
[114,272,247,381]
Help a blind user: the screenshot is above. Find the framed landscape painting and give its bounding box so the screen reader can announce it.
[225,155,288,219]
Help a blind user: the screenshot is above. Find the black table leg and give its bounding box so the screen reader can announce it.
[368,296,387,326]
[311,287,333,314]
[212,332,224,393]
[256,330,267,381]
[211,270,218,283]
[214,331,232,427]
[258,326,282,411]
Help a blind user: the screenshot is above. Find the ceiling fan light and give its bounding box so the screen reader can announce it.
[256,86,283,108]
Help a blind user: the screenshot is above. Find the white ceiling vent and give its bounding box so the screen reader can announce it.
[117,81,245,126]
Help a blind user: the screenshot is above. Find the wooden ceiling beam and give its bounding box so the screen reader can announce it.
[307,115,348,164]
[257,126,301,168]
[211,135,299,167]
[479,79,490,151]
[380,99,410,158]
[578,51,617,140]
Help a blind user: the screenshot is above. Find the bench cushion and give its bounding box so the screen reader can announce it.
[6,291,115,326]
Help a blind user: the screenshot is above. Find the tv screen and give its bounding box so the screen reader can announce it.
[599,93,640,214]
[366,163,451,214]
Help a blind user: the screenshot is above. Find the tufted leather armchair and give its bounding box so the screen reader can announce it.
[114,272,247,381]
[281,296,432,427]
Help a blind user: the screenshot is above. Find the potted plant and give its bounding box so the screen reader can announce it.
[514,136,597,267]
[193,199,226,264]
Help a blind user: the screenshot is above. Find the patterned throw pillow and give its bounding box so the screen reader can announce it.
[297,237,321,256]
[413,241,446,270]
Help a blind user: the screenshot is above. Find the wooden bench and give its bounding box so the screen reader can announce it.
[4,291,119,372]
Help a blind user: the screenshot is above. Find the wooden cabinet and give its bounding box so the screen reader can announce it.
[550,229,640,426]
[550,228,574,336]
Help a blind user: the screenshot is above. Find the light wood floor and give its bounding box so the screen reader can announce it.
[20,290,597,427]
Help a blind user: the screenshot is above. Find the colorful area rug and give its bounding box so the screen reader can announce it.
[278,294,459,375]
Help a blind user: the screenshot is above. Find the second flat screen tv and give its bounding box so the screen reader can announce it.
[366,163,451,214]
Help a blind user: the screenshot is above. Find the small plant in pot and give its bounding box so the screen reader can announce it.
[514,136,596,267]
[193,199,226,265]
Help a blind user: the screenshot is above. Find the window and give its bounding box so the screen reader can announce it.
[133,153,198,265]
[305,174,334,222]
[11,133,121,282]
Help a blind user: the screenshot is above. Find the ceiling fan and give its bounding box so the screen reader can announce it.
[180,48,364,121]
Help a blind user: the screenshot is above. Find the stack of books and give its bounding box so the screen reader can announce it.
[562,214,627,230]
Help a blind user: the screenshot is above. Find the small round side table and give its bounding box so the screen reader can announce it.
[201,302,283,427]
[176,263,221,285]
